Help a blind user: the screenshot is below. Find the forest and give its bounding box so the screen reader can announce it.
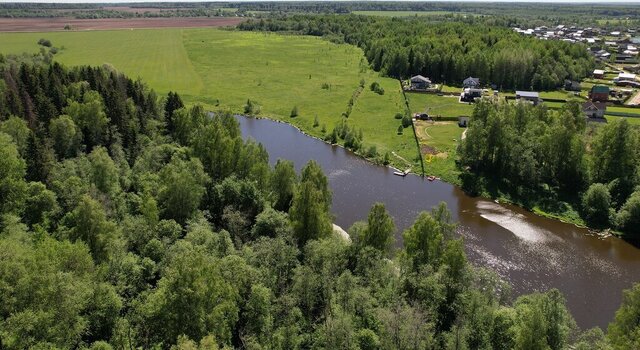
[3,2,640,26]
[239,15,596,91]
[0,50,639,349]
[458,100,640,239]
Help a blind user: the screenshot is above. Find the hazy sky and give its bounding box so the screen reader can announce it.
[1,0,640,3]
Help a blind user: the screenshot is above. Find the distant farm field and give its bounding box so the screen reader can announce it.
[0,17,244,32]
[0,28,417,168]
[352,10,469,17]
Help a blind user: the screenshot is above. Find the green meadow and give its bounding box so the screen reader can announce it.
[0,28,419,169]
[406,93,474,117]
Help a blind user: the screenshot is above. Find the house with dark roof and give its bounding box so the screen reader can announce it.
[515,91,541,105]
[410,75,432,90]
[589,85,610,102]
[564,80,581,92]
[463,77,481,89]
[461,88,483,102]
[583,101,607,119]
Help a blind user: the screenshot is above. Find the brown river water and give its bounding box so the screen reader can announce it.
[237,116,640,330]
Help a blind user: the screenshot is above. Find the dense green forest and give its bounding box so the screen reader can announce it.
[458,100,640,239]
[0,51,639,349]
[239,15,596,90]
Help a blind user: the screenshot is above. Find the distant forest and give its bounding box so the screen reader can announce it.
[1,1,640,28]
[240,15,596,90]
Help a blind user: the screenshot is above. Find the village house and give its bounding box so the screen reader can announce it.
[593,69,605,79]
[463,77,481,88]
[615,72,637,83]
[515,91,541,105]
[616,54,637,64]
[410,75,432,90]
[583,100,607,119]
[564,80,581,91]
[589,85,610,102]
[461,88,483,102]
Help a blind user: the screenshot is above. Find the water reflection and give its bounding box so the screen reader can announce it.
[236,116,640,329]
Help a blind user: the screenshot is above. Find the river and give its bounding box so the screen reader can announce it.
[237,115,640,330]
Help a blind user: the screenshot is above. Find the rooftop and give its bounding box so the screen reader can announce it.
[410,75,431,83]
[515,91,540,99]
[591,85,610,94]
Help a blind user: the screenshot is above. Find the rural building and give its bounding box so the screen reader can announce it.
[589,85,610,102]
[582,101,607,119]
[564,80,581,91]
[593,69,605,79]
[616,54,637,64]
[515,91,541,105]
[463,77,481,88]
[616,72,637,81]
[458,116,469,127]
[615,80,640,88]
[461,88,483,102]
[410,75,432,90]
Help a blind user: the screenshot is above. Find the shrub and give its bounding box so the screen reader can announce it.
[402,115,412,128]
[325,129,338,144]
[365,145,378,158]
[397,125,404,135]
[313,115,319,127]
[290,106,299,118]
[370,81,385,95]
[37,38,52,47]
[321,82,330,90]
[383,152,391,165]
[244,99,260,115]
[582,183,612,226]
[616,190,640,237]
[394,113,403,120]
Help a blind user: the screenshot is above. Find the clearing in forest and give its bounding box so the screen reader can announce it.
[0,28,419,169]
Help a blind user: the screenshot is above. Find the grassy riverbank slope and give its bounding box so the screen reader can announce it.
[0,28,419,170]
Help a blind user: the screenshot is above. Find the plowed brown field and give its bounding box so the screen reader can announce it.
[0,17,244,32]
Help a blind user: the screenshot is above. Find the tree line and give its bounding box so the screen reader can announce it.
[239,15,595,91]
[459,99,640,239]
[0,53,639,349]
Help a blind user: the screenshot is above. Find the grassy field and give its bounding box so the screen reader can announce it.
[440,84,461,94]
[606,106,640,116]
[352,10,468,17]
[413,121,463,183]
[406,93,474,117]
[0,28,419,170]
[606,115,640,125]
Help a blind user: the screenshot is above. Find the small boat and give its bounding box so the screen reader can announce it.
[427,175,437,181]
[394,171,408,177]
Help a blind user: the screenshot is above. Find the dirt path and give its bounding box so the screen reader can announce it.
[627,90,640,106]
[0,17,245,32]
[391,151,412,169]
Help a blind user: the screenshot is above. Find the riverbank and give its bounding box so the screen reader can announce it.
[246,111,633,242]
[236,114,640,330]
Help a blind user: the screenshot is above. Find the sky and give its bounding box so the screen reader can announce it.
[1,0,640,3]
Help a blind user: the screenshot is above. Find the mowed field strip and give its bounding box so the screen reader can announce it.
[0,28,419,166]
